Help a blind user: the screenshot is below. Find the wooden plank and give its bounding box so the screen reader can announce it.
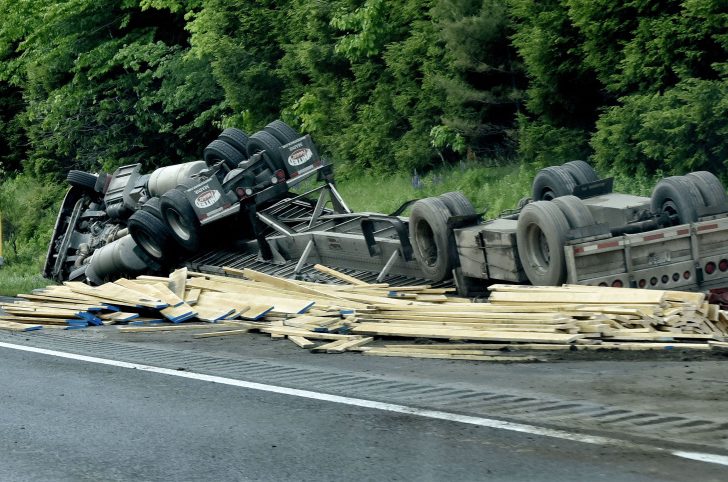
[382,343,575,351]
[350,323,583,343]
[185,288,201,306]
[190,283,313,315]
[288,336,317,349]
[118,324,216,333]
[235,267,364,306]
[363,349,540,361]
[488,290,665,305]
[192,328,252,338]
[259,326,355,340]
[64,281,166,309]
[168,267,188,298]
[0,320,43,332]
[316,336,373,353]
[313,264,367,285]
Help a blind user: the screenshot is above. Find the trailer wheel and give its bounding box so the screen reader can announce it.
[532,166,577,201]
[203,139,245,169]
[684,171,728,209]
[438,191,476,216]
[247,130,285,171]
[140,197,162,218]
[552,195,595,228]
[67,170,99,191]
[409,197,455,282]
[516,201,570,286]
[128,209,177,263]
[160,188,201,252]
[264,120,300,146]
[562,160,599,185]
[651,176,704,225]
[218,128,250,157]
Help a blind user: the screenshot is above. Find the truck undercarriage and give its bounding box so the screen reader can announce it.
[44,122,728,294]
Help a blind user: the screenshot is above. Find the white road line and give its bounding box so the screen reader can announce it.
[2,340,727,467]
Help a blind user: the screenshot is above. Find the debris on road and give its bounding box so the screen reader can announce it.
[2,265,728,359]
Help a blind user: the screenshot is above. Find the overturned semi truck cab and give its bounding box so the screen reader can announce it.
[45,124,728,294]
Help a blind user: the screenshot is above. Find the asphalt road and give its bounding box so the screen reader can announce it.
[1,346,725,482]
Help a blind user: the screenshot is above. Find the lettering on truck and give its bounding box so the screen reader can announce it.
[195,189,222,209]
[288,147,313,167]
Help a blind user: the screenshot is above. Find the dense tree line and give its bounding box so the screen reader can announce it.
[0,0,725,180]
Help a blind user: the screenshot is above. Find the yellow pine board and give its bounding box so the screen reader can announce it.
[313,264,368,285]
[193,286,312,315]
[363,349,539,361]
[168,268,188,298]
[288,336,317,349]
[260,326,355,340]
[185,288,201,306]
[192,328,252,338]
[236,267,352,303]
[350,323,584,343]
[488,290,665,305]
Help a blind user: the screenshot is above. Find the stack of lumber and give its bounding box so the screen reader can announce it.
[2,264,727,359]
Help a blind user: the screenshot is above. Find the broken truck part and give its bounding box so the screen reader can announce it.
[45,122,728,294]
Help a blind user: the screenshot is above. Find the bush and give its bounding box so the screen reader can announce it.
[592,79,728,176]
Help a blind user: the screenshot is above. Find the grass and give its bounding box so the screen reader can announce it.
[0,261,54,297]
[0,160,659,297]
[335,162,537,219]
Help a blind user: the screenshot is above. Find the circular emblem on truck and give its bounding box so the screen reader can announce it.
[195,189,221,209]
[288,148,313,166]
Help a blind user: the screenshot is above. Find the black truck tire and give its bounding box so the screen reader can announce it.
[438,191,477,216]
[140,197,162,218]
[651,176,705,225]
[552,195,595,228]
[218,128,250,157]
[562,160,599,185]
[203,139,245,169]
[160,188,201,252]
[685,171,728,209]
[409,197,455,282]
[128,209,177,263]
[247,130,285,170]
[532,166,577,201]
[264,120,300,146]
[516,201,571,286]
[67,170,99,191]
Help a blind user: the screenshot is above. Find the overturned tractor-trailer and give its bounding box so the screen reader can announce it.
[45,120,728,294]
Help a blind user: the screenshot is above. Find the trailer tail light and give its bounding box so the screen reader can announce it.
[598,282,608,287]
[236,187,253,199]
[672,273,680,282]
[638,279,647,288]
[683,271,691,280]
[275,169,286,181]
[720,259,728,272]
[661,275,669,284]
[650,277,658,286]
[611,279,623,288]
[705,262,717,275]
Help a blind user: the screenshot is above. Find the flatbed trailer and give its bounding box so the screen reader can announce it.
[44,123,728,294]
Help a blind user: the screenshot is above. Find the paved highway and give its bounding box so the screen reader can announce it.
[1,343,726,482]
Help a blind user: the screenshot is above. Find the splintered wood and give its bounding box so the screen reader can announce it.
[2,265,727,360]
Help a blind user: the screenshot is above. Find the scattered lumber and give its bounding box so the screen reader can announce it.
[3,267,725,363]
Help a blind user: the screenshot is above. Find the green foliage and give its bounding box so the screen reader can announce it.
[592,79,728,175]
[0,172,65,269]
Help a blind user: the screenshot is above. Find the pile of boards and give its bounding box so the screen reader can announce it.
[1,264,727,360]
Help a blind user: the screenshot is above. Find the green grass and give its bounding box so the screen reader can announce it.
[0,262,54,296]
[335,162,537,219]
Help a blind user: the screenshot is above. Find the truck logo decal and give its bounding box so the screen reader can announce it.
[195,189,221,209]
[288,148,313,166]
